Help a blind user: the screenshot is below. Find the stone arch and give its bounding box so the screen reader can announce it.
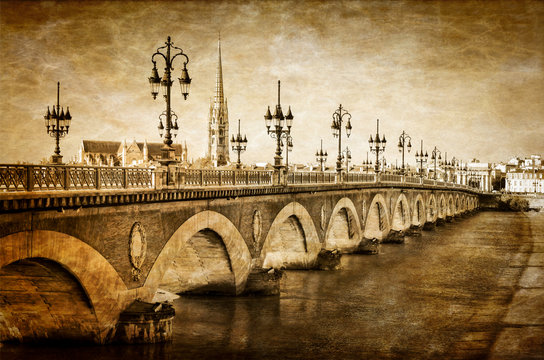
[412,194,426,226]
[447,194,455,217]
[260,202,321,269]
[364,194,390,240]
[438,194,447,219]
[391,193,411,232]
[324,197,362,252]
[145,211,252,296]
[427,193,438,223]
[455,195,460,215]
[0,230,128,344]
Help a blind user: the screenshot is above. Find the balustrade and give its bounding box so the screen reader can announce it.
[0,164,481,193]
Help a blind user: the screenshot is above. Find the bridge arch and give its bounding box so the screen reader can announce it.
[391,193,411,232]
[145,210,252,296]
[447,194,455,217]
[412,194,426,227]
[454,195,460,215]
[0,230,128,344]
[324,197,362,252]
[261,201,321,269]
[438,194,447,219]
[427,194,438,223]
[364,194,390,240]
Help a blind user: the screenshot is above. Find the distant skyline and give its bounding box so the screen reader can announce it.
[1,0,543,166]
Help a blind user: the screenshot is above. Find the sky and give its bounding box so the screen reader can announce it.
[1,0,543,167]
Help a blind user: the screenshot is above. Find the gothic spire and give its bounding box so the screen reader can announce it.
[215,34,224,103]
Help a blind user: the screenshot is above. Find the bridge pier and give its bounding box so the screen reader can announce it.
[383,230,405,244]
[113,301,175,344]
[242,268,283,296]
[406,225,422,237]
[316,249,342,270]
[354,238,380,254]
[423,221,436,230]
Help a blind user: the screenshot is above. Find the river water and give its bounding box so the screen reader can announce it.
[2,211,543,359]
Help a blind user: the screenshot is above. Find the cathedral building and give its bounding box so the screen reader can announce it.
[207,37,230,167]
[77,139,187,167]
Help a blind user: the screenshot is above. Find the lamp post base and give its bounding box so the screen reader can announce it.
[158,146,177,166]
[50,154,63,165]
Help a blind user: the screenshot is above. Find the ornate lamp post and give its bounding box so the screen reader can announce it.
[441,152,451,182]
[369,119,386,173]
[362,151,372,174]
[343,147,352,174]
[148,36,191,165]
[264,80,294,184]
[231,119,248,169]
[415,140,429,178]
[331,104,352,176]
[397,131,412,175]
[315,139,328,172]
[43,82,72,164]
[282,135,293,178]
[449,157,458,183]
[430,146,442,180]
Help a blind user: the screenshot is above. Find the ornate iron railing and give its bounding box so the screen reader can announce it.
[0,164,477,193]
[0,165,155,192]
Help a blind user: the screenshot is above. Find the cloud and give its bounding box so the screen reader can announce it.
[1,0,543,165]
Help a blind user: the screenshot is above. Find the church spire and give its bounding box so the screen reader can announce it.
[207,33,230,167]
[215,33,224,103]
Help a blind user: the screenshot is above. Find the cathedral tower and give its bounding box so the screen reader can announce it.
[207,36,230,166]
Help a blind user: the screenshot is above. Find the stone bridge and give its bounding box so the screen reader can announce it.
[0,166,481,344]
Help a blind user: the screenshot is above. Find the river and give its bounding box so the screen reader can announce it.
[2,211,543,359]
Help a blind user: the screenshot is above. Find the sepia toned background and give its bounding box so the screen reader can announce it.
[1,0,543,166]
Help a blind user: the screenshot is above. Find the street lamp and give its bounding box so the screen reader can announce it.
[362,151,373,174]
[450,157,458,183]
[282,135,293,176]
[369,119,386,173]
[148,36,191,164]
[430,146,442,180]
[441,152,452,182]
[44,82,72,164]
[231,119,248,169]
[415,140,428,178]
[264,80,294,183]
[331,104,352,176]
[315,139,328,172]
[343,147,352,174]
[397,131,412,175]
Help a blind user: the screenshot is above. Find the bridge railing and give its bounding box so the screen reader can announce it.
[0,164,155,192]
[380,174,403,183]
[345,173,376,183]
[0,164,480,193]
[287,171,337,184]
[181,169,273,186]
